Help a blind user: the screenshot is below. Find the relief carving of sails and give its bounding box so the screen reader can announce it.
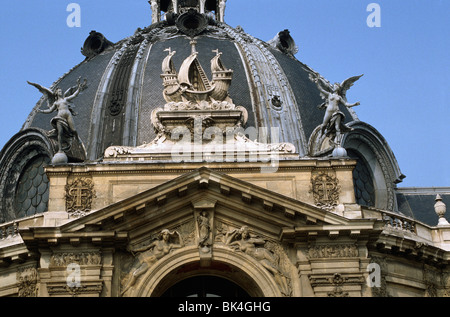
[161,41,234,106]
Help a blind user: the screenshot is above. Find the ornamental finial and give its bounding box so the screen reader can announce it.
[149,0,227,24]
[435,194,449,226]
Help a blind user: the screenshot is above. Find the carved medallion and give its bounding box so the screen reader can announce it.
[310,171,340,209]
[65,177,96,215]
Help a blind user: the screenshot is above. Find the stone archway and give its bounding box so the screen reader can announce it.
[130,245,283,297]
[161,275,251,297]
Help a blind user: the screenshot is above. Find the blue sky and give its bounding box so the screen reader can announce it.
[0,0,448,188]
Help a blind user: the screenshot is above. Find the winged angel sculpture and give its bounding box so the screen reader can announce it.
[310,72,363,147]
[121,229,184,296]
[28,78,87,161]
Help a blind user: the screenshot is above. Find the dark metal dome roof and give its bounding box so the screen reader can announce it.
[1,4,409,224]
[21,17,357,161]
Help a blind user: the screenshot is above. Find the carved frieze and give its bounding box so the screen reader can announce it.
[308,244,358,259]
[50,252,102,267]
[65,177,96,216]
[310,171,341,210]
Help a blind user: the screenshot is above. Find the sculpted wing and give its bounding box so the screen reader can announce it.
[339,74,364,99]
[27,81,57,106]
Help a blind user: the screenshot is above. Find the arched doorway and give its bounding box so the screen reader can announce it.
[162,276,250,297]
[130,246,283,297]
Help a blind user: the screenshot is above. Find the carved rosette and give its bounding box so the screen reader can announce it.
[310,171,341,210]
[65,177,96,216]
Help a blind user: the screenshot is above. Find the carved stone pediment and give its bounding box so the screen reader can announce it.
[53,167,365,236]
[25,167,376,243]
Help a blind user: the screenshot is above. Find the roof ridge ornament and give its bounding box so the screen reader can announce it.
[435,195,449,226]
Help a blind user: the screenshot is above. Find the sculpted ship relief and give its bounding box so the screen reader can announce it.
[162,41,234,109]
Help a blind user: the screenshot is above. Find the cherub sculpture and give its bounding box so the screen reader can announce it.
[121,229,184,296]
[310,72,363,146]
[28,78,87,157]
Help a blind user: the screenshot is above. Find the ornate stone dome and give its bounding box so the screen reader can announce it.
[0,0,405,222]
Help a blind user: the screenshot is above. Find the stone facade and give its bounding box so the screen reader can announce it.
[0,159,449,297]
[0,0,449,298]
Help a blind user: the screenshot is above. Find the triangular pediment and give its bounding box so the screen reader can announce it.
[22,167,377,247]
